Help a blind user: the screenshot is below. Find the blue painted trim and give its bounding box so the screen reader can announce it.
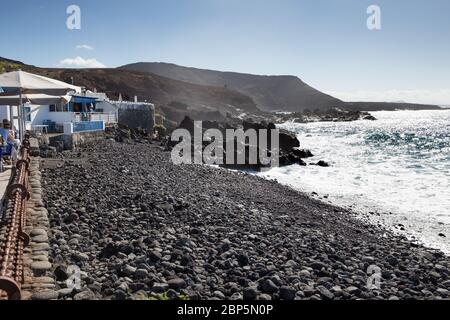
[71,96,98,103]
[72,121,105,133]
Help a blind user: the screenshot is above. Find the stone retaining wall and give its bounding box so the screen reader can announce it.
[47,131,106,151]
[118,107,155,131]
[21,157,57,300]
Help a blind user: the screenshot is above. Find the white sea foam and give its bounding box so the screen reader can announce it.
[258,110,450,254]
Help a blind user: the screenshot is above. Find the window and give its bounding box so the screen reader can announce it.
[50,103,72,112]
[73,102,83,113]
[24,106,31,122]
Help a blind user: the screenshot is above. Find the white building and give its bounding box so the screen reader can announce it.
[0,90,116,133]
[0,89,155,134]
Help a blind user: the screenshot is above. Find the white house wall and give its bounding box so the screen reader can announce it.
[96,101,118,114]
[30,105,73,128]
[0,104,74,131]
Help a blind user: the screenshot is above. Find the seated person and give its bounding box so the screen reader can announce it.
[2,120,20,147]
[0,120,19,162]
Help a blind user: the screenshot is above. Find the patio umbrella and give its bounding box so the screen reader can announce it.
[0,70,80,96]
[0,94,72,131]
[0,93,72,105]
[0,70,80,139]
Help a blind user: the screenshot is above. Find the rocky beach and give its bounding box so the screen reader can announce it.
[1,1,449,309]
[39,138,450,300]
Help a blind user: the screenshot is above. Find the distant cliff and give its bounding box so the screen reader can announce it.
[1,57,442,121]
[345,101,442,111]
[120,62,442,112]
[119,62,345,112]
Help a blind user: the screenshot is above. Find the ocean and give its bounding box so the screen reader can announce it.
[258,109,450,254]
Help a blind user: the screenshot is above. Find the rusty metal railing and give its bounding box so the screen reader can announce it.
[0,133,31,300]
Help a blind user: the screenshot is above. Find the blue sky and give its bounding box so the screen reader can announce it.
[1,0,449,104]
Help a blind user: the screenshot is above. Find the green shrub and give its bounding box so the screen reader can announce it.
[154,124,167,137]
[155,113,165,126]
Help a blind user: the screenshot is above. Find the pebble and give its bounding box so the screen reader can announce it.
[32,290,59,300]
[148,250,162,262]
[74,289,96,300]
[32,243,50,251]
[30,229,47,237]
[123,265,137,276]
[345,286,360,295]
[32,234,49,243]
[72,252,89,262]
[114,290,127,300]
[57,288,74,298]
[152,283,169,293]
[318,286,334,300]
[261,279,278,294]
[31,261,52,271]
[213,291,226,299]
[279,286,296,300]
[243,287,258,300]
[135,269,149,279]
[32,255,49,262]
[436,288,449,296]
[311,261,328,271]
[37,139,450,301]
[167,278,187,290]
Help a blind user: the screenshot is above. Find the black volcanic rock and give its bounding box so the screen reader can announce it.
[41,139,450,301]
[315,160,330,167]
[278,130,300,153]
[293,149,314,158]
[177,116,196,134]
[363,114,377,121]
[172,117,304,170]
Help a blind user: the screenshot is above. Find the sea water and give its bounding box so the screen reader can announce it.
[258,110,450,254]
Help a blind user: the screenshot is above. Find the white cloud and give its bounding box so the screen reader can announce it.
[325,89,450,106]
[76,44,94,50]
[58,56,106,68]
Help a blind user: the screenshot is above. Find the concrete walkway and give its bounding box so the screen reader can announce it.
[0,166,12,211]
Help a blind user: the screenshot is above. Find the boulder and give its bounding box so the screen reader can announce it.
[315,160,330,167]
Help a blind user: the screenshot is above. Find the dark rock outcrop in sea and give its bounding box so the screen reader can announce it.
[172,116,315,171]
[41,139,449,300]
[275,108,378,123]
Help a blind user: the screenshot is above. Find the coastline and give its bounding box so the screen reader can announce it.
[40,139,450,300]
[257,167,450,256]
[270,109,450,255]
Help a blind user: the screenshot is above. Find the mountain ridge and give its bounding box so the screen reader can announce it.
[119,62,442,112]
[0,57,259,117]
[119,62,346,112]
[0,57,442,114]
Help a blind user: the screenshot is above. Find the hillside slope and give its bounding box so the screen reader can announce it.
[119,62,345,112]
[1,57,442,115]
[0,57,258,116]
[120,62,442,112]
